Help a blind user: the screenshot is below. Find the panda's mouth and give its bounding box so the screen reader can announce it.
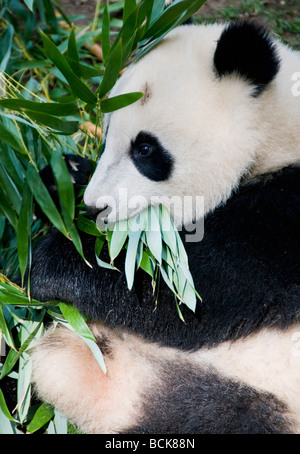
[93,200,149,231]
[94,204,114,230]
[86,203,109,218]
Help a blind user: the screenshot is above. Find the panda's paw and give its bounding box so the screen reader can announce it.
[40,154,93,191]
[30,323,158,434]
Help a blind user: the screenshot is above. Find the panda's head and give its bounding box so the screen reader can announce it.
[84,21,281,228]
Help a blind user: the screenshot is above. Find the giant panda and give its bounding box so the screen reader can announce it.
[29,21,300,434]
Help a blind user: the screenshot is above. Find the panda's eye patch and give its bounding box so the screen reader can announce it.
[130,131,173,182]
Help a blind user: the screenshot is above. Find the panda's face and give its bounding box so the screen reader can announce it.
[84,23,280,229]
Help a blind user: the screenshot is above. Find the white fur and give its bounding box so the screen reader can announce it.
[31,322,300,433]
[31,324,159,434]
[84,24,300,227]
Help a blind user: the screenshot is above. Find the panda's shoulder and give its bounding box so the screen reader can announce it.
[220,165,300,226]
[237,165,300,222]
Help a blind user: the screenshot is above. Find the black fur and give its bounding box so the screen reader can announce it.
[40,154,93,195]
[126,360,292,434]
[214,21,280,95]
[30,164,300,350]
[130,131,174,182]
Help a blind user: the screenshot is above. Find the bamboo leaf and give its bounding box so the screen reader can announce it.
[13,59,49,69]
[17,183,32,285]
[0,147,25,192]
[175,228,189,265]
[0,284,41,306]
[0,304,15,350]
[134,0,206,62]
[101,92,143,113]
[67,29,81,76]
[59,303,95,341]
[121,30,137,66]
[76,214,104,237]
[123,0,137,23]
[160,205,178,256]
[0,216,5,238]
[95,252,119,270]
[49,154,89,264]
[26,403,54,434]
[181,279,197,312]
[26,165,68,237]
[102,1,111,62]
[0,344,20,381]
[0,197,18,230]
[23,0,34,11]
[0,24,14,72]
[145,206,162,264]
[67,28,79,64]
[95,236,119,270]
[121,5,138,46]
[0,164,22,214]
[139,249,155,277]
[148,0,165,25]
[40,30,97,105]
[0,122,27,155]
[25,111,79,135]
[50,153,75,221]
[0,410,21,434]
[144,0,204,40]
[110,220,128,261]
[98,38,122,99]
[0,98,78,116]
[0,389,17,422]
[125,230,141,290]
[65,58,103,79]
[53,411,68,434]
[0,310,45,380]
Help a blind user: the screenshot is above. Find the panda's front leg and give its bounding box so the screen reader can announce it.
[30,322,158,434]
[31,322,293,434]
[31,322,195,434]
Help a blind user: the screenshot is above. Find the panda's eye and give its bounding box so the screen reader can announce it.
[138,144,153,157]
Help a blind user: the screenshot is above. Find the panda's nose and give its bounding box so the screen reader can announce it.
[85,204,108,218]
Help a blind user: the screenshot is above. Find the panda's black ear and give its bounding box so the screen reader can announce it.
[213,21,280,95]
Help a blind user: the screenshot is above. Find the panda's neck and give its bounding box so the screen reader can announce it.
[248,139,300,180]
[244,147,300,184]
